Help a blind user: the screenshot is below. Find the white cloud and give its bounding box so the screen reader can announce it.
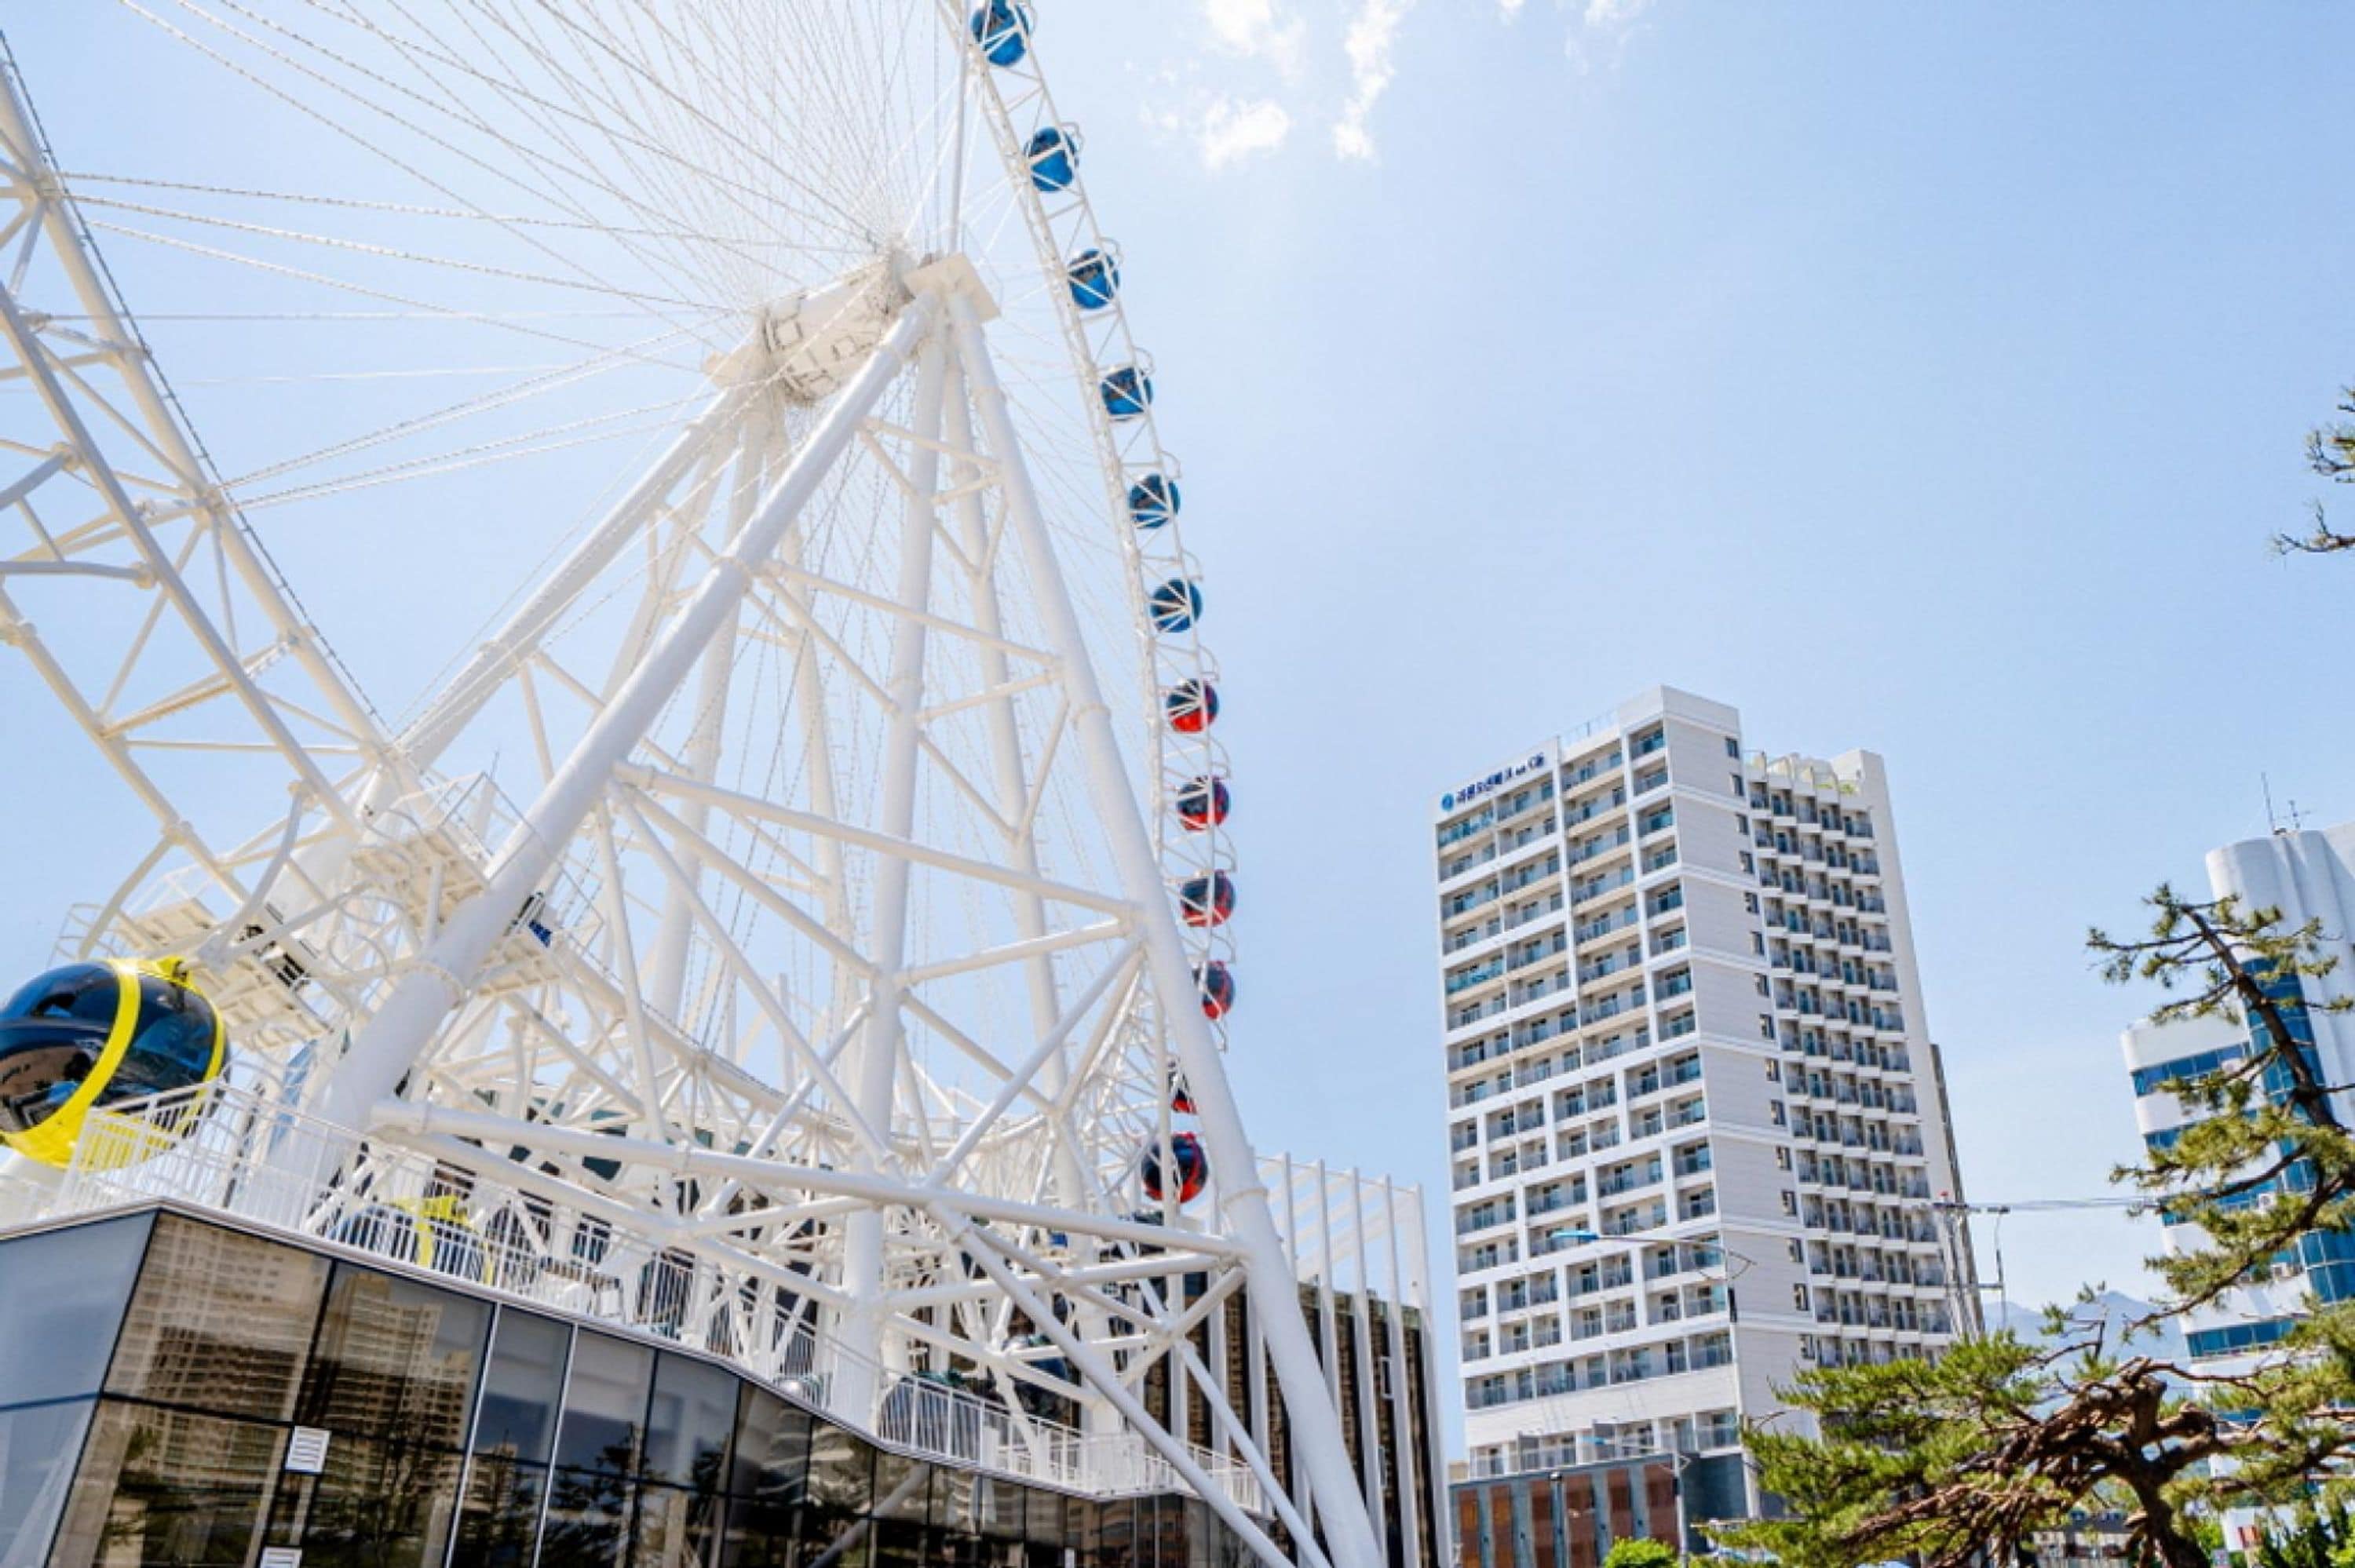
[1583,0,1653,27]
[1202,0,1307,78]
[1331,0,1413,162]
[1196,96,1293,170]
[1565,0,1658,71]
[1499,0,1528,16]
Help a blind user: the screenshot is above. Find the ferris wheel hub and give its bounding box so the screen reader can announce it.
[704,254,1002,399]
[703,258,911,401]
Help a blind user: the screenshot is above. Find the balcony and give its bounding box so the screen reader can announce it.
[1445,958,1506,996]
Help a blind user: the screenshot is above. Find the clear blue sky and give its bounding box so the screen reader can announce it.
[8,2,2355,1337]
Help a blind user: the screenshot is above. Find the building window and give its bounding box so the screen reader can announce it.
[0,1210,151,1409]
[108,1213,330,1422]
[0,1402,96,1566]
[51,1402,287,1568]
[269,1432,466,1568]
[301,1263,493,1450]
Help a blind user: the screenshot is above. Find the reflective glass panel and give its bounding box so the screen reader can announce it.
[867,1452,930,1525]
[1096,1497,1137,1568]
[632,1482,724,1568]
[1149,1494,1188,1568]
[49,1402,285,1568]
[970,1478,1024,1544]
[473,1308,571,1467]
[644,1354,736,1492]
[300,1263,491,1449]
[540,1467,633,1568]
[868,1518,927,1568]
[449,1456,546,1568]
[553,1333,652,1478]
[264,1432,465,1568]
[726,1388,809,1506]
[0,1212,148,1406]
[802,1422,871,1514]
[107,1215,329,1421]
[0,1399,93,1568]
[932,1465,978,1538]
[790,1506,867,1568]
[714,1494,794,1568]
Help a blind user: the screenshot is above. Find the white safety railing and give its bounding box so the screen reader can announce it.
[44,1081,1260,1516]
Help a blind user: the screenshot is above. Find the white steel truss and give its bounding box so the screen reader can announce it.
[0,9,1378,1567]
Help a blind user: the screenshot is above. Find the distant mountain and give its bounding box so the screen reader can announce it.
[1985,1290,2189,1362]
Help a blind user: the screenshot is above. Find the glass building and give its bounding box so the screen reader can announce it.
[0,1208,1261,1568]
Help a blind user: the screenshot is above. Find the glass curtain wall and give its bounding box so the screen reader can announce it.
[0,1212,1253,1568]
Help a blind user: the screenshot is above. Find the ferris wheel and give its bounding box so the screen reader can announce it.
[0,6,1381,1565]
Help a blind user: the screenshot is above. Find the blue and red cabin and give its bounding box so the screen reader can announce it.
[1175,776,1229,830]
[1140,1131,1209,1205]
[1195,961,1234,1019]
[1165,680,1218,733]
[1178,871,1235,928]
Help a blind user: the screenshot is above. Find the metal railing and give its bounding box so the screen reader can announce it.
[42,1081,1260,1515]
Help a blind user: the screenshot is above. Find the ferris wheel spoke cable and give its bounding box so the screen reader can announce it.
[216,319,715,488]
[120,0,758,330]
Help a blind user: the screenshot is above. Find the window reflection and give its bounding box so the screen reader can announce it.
[630,1482,723,1568]
[106,1216,329,1422]
[10,1215,1272,1568]
[50,1402,285,1568]
[726,1388,809,1511]
[644,1355,735,1493]
[300,1264,490,1449]
[539,1465,634,1568]
[553,1334,652,1478]
[449,1450,546,1568]
[867,1516,926,1568]
[265,1435,464,1568]
[1096,1497,1137,1568]
[472,1309,571,1468]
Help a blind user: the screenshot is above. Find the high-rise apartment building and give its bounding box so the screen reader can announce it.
[1433,687,1970,1521]
[2121,819,2355,1370]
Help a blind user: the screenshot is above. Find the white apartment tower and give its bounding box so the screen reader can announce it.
[1435,687,1971,1501]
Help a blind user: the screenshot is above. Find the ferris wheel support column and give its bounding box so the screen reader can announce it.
[945,293,1386,1568]
[298,299,936,1147]
[644,398,776,1022]
[939,367,1103,1393]
[837,322,950,1421]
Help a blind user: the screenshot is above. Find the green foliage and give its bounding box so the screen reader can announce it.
[1601,1539,1679,1568]
[2092,888,2355,1311]
[1714,887,2355,1568]
[2253,1502,2355,1568]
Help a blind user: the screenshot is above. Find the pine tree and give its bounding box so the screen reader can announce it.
[1714,888,2355,1568]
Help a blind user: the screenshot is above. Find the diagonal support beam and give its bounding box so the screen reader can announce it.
[298,294,937,1145]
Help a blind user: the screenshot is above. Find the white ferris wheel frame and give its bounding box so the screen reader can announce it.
[0,11,1388,1568]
